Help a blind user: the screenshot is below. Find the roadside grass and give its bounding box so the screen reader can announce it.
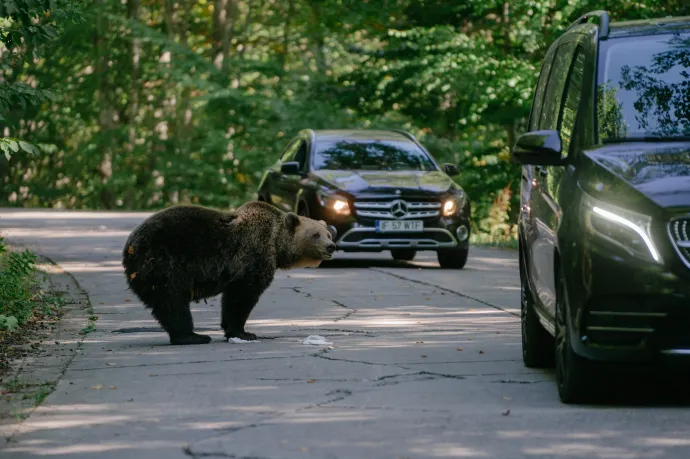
[0,236,65,378]
[470,233,518,250]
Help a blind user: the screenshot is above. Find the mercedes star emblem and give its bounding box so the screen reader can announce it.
[390,200,409,218]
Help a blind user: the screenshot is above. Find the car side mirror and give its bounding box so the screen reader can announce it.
[443,163,459,176]
[511,130,564,166]
[280,161,301,175]
[327,225,337,240]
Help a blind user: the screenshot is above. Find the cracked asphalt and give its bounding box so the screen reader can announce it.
[1,209,690,459]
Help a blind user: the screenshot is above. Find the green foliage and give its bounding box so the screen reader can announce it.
[0,0,84,161]
[0,237,39,330]
[1,0,689,241]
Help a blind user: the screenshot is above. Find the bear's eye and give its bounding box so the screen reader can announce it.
[312,232,320,240]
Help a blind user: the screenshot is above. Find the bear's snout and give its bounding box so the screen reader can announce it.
[326,242,336,254]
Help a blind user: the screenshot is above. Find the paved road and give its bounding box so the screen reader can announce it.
[1,209,689,459]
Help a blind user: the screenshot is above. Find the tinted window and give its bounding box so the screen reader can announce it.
[539,41,577,131]
[529,47,557,131]
[597,32,690,141]
[294,142,308,170]
[560,48,586,154]
[312,140,438,171]
[280,140,300,162]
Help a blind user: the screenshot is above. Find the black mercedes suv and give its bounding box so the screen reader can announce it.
[513,11,690,403]
[256,129,472,268]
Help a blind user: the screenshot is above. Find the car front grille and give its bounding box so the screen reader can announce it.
[353,199,441,220]
[669,217,690,268]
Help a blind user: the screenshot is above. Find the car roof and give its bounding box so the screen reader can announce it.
[308,129,415,143]
[607,15,690,39]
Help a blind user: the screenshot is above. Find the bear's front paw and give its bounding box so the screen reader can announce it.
[225,330,258,341]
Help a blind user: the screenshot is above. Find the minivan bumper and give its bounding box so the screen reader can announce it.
[566,239,690,365]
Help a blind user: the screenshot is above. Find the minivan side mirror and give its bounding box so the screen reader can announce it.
[443,163,459,176]
[512,130,564,166]
[280,161,301,175]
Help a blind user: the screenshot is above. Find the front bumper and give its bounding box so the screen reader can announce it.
[336,225,468,251]
[567,237,690,364]
[321,198,471,252]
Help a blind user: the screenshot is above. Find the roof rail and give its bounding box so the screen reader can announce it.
[567,10,610,39]
[388,129,417,142]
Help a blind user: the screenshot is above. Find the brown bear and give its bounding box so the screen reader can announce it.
[121,200,337,345]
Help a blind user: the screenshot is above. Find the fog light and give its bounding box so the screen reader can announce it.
[456,225,469,241]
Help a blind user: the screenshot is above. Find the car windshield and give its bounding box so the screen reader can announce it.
[312,139,438,171]
[596,31,690,142]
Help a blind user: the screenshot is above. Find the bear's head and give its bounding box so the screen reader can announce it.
[283,212,337,269]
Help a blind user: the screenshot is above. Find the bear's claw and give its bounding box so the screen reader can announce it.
[225,330,258,341]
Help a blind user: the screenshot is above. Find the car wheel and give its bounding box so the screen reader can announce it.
[391,249,416,261]
[437,248,468,269]
[554,270,598,404]
[520,248,555,368]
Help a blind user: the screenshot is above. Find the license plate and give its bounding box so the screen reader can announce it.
[375,220,424,232]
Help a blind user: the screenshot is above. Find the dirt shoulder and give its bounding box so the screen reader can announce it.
[0,252,93,447]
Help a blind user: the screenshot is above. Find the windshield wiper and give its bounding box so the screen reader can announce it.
[603,135,690,143]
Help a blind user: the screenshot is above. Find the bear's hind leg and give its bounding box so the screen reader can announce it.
[151,298,212,345]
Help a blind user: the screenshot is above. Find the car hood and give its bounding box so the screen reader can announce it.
[311,170,456,194]
[584,142,690,210]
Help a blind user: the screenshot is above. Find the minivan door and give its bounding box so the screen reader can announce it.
[528,37,580,319]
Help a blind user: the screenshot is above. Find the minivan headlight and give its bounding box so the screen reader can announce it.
[582,192,661,263]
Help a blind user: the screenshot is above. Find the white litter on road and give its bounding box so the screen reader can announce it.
[302,335,333,345]
[227,337,260,343]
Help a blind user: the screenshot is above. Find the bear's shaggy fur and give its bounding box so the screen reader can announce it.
[122,201,337,345]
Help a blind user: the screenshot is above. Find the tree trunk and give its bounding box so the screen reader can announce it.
[502,2,510,56]
[212,0,238,72]
[282,0,295,72]
[127,0,141,149]
[96,0,114,209]
[123,0,142,208]
[309,3,327,76]
[235,0,258,84]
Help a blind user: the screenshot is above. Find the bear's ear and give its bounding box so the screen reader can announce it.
[284,212,300,231]
[318,220,327,227]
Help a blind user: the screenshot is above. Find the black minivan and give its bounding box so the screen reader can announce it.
[512,11,690,403]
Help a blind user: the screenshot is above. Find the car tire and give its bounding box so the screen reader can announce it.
[391,249,416,261]
[554,270,599,404]
[520,248,555,368]
[437,248,468,269]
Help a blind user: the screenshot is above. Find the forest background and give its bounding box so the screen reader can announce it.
[2,0,689,245]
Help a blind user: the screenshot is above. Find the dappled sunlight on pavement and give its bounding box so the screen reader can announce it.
[1,209,690,458]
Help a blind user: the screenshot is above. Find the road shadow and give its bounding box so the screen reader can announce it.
[319,254,462,270]
[537,365,690,407]
[318,257,421,269]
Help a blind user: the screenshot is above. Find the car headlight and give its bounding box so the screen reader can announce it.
[317,191,350,216]
[582,192,661,263]
[442,193,467,217]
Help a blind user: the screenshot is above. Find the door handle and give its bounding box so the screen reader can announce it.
[536,166,548,177]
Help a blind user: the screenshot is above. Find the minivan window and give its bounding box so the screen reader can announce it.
[538,41,577,131]
[560,48,586,154]
[312,140,438,171]
[596,32,690,142]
